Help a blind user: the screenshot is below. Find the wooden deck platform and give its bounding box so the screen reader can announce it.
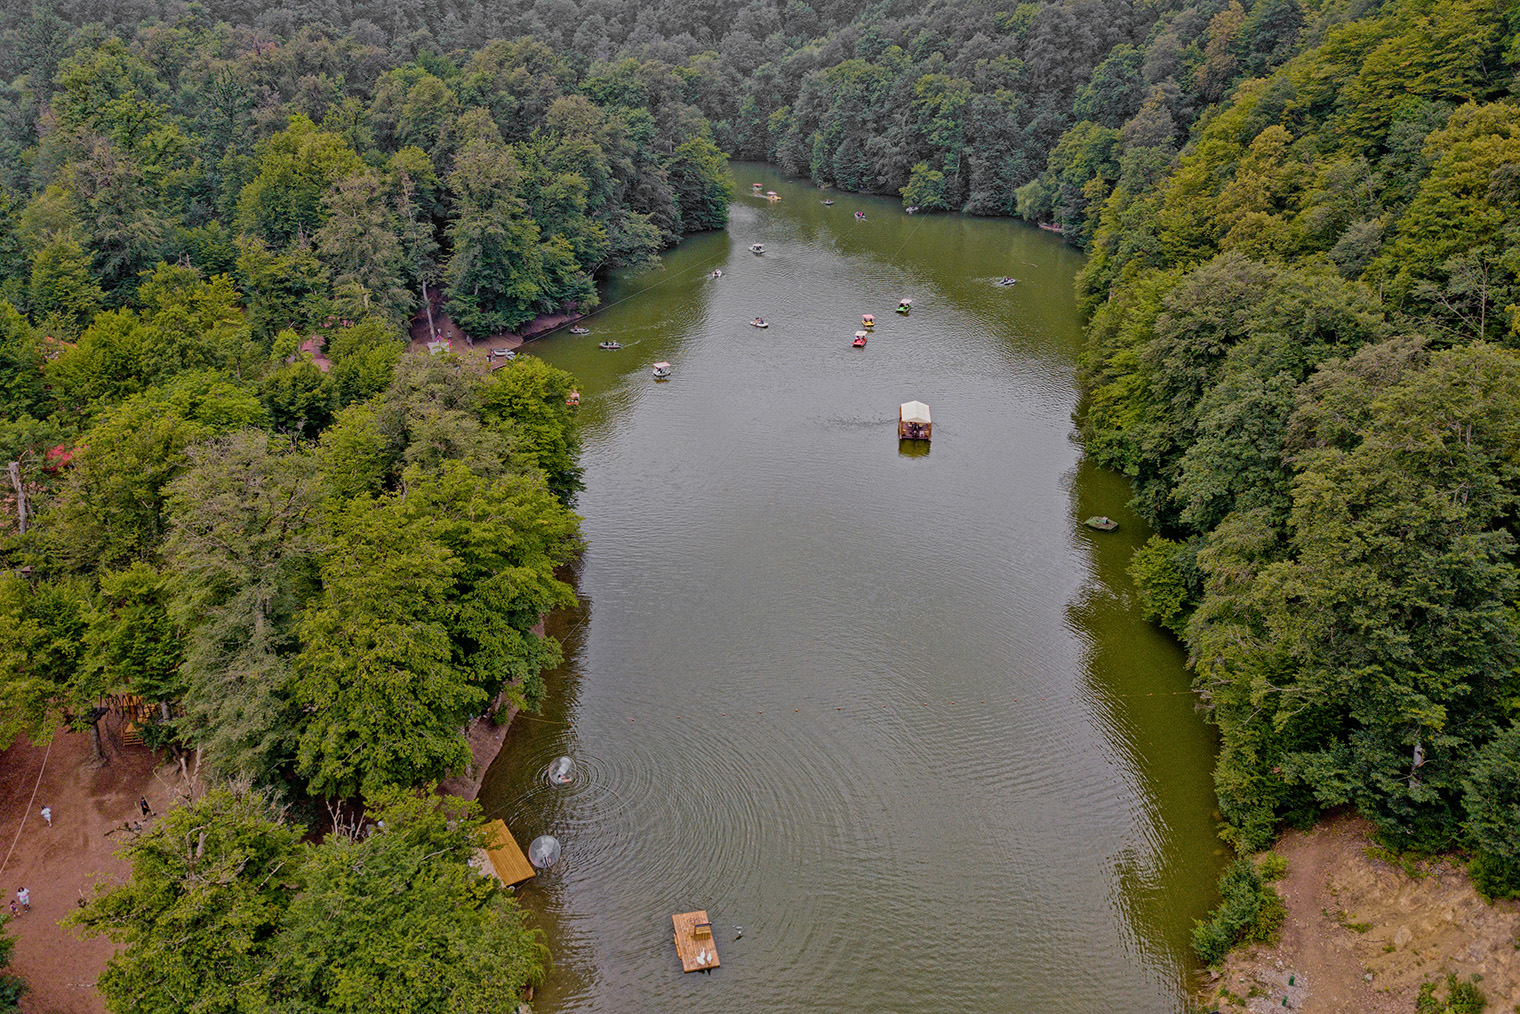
[476,819,536,887]
[672,910,720,972]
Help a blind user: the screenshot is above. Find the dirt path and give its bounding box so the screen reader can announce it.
[0,725,172,1014]
[1206,813,1520,1013]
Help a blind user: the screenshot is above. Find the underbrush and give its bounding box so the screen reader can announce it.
[1191,853,1287,965]
[1415,973,1487,1014]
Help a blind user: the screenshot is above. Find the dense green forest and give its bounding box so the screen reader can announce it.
[1056,0,1520,893]
[5,0,1520,1002]
[0,4,734,1003]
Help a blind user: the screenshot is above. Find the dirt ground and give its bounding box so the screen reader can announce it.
[0,721,178,1014]
[1204,813,1520,1013]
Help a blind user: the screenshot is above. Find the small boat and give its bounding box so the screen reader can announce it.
[569,326,591,334]
[853,331,868,347]
[997,277,1017,287]
[855,211,866,221]
[906,205,918,214]
[862,314,875,327]
[566,389,580,406]
[749,318,769,328]
[899,400,931,441]
[752,183,763,190]
[490,347,517,360]
[766,191,780,201]
[599,341,621,350]
[712,269,723,277]
[652,361,671,379]
[749,243,764,254]
[1084,516,1119,531]
[1038,222,1064,234]
[822,199,835,205]
[896,299,912,313]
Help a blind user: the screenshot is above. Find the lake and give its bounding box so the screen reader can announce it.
[477,164,1223,1013]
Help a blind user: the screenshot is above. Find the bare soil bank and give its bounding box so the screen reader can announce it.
[1203,813,1520,1013]
[0,719,176,1014]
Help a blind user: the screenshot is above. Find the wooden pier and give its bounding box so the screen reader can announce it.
[475,819,537,887]
[672,910,720,972]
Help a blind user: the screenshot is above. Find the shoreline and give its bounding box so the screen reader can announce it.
[438,616,545,802]
[1202,813,1520,1013]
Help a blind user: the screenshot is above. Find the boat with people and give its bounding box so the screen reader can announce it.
[566,389,580,406]
[569,326,591,334]
[862,314,875,327]
[652,361,672,379]
[822,199,835,205]
[752,183,762,190]
[997,277,1018,286]
[766,191,780,201]
[898,401,931,441]
[712,269,723,277]
[855,211,866,221]
[750,243,764,254]
[853,332,868,347]
[599,341,621,350]
[896,299,912,314]
[749,318,769,328]
[906,205,918,214]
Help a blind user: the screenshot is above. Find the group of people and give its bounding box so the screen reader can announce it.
[6,797,156,916]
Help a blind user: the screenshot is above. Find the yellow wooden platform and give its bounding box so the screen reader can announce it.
[672,910,720,972]
[478,819,536,887]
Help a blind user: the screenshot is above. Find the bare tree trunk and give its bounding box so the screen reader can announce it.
[89,718,107,765]
[422,280,435,336]
[7,461,26,534]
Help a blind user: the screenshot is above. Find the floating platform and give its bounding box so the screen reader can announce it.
[475,818,537,887]
[672,910,720,972]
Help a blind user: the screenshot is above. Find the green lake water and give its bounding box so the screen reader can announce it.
[476,164,1224,1013]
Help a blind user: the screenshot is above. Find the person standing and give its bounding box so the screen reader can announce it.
[17,888,28,912]
[138,796,153,819]
[40,806,51,827]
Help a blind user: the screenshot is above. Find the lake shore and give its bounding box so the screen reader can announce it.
[438,616,545,801]
[1202,812,1520,1014]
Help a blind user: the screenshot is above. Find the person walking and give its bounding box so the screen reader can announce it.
[138,796,153,819]
[17,888,29,912]
[7,899,16,917]
[40,805,51,827]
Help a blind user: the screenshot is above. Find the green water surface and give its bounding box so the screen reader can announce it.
[477,164,1223,1013]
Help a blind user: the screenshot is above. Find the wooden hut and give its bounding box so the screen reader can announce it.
[899,401,931,441]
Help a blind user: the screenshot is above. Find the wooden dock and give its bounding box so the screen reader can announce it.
[672,910,720,972]
[476,819,536,887]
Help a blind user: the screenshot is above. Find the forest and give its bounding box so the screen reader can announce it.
[1,0,1520,1004]
[0,1,731,1005]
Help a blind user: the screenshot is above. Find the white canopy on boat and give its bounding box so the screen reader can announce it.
[900,401,931,424]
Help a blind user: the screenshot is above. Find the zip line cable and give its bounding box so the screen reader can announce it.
[0,737,52,876]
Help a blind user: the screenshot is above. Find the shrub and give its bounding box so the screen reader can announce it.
[1191,857,1285,964]
[1469,851,1520,901]
[1128,536,1197,637]
[1416,973,1486,1014]
[0,915,24,1012]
